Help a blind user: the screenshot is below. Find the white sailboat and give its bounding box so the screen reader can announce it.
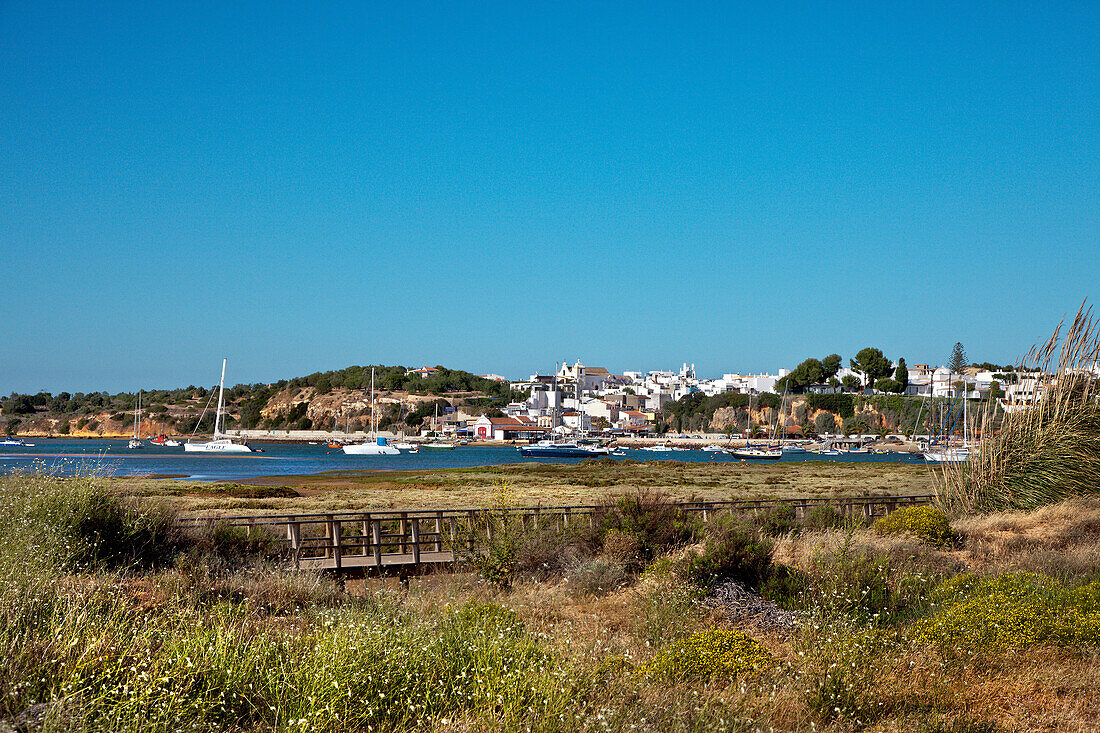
[924,385,970,464]
[184,359,252,453]
[128,390,144,449]
[343,368,400,455]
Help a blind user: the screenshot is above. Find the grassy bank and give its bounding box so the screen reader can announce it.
[2,470,1099,731]
[116,459,934,515]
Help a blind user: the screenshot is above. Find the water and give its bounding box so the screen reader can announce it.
[0,439,926,481]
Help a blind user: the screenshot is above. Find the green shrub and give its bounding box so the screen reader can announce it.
[875,506,953,546]
[914,573,1100,651]
[565,558,629,597]
[683,516,774,590]
[757,504,798,536]
[596,490,699,562]
[637,629,775,681]
[802,504,848,531]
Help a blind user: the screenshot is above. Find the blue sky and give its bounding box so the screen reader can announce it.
[3,2,1098,393]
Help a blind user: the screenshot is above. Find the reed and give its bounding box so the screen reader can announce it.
[936,302,1100,514]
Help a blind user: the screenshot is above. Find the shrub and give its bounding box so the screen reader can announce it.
[596,490,699,562]
[757,504,798,536]
[601,529,642,570]
[637,629,775,681]
[914,572,1100,651]
[802,504,847,531]
[683,516,774,590]
[565,558,629,597]
[875,506,953,547]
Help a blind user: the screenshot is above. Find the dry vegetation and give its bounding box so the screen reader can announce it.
[116,459,934,515]
[2,466,1098,732]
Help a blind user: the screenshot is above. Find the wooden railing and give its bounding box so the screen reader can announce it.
[177,494,935,574]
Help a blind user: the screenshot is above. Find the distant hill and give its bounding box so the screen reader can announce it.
[0,365,526,437]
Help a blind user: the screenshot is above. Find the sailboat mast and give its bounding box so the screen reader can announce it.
[370,367,376,439]
[215,358,227,437]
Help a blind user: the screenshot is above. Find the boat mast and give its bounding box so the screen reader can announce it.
[370,367,376,439]
[214,358,227,438]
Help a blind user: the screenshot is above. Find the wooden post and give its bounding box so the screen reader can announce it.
[324,515,334,559]
[434,512,443,552]
[332,520,343,570]
[399,513,408,554]
[371,519,382,567]
[467,511,476,551]
[289,521,301,568]
[362,514,371,557]
[411,518,421,565]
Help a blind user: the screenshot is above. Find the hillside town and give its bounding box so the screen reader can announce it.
[409,357,1044,441]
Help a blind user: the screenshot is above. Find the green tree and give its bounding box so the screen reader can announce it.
[841,375,862,392]
[949,342,968,375]
[850,347,893,389]
[987,379,1003,402]
[814,412,837,434]
[895,357,909,392]
[821,354,842,380]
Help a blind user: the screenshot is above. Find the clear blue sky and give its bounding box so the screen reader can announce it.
[3,2,1098,393]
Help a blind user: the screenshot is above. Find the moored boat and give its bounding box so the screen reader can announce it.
[185,360,252,453]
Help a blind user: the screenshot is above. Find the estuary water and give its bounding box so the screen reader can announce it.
[0,439,926,482]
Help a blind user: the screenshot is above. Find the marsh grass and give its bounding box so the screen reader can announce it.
[5,471,1100,731]
[938,302,1100,513]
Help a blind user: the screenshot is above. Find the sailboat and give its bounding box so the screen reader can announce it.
[128,391,144,449]
[343,368,400,455]
[924,382,970,463]
[184,359,252,453]
[730,393,782,459]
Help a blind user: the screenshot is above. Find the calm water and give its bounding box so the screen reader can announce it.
[0,439,925,481]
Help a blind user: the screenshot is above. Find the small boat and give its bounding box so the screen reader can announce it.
[519,440,608,458]
[781,444,806,453]
[923,447,969,463]
[729,446,783,460]
[642,443,673,452]
[420,435,455,449]
[343,368,400,455]
[702,444,726,452]
[184,359,252,453]
[128,391,144,449]
[0,438,27,447]
[391,442,417,451]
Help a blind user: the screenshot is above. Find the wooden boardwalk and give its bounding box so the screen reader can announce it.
[177,494,935,575]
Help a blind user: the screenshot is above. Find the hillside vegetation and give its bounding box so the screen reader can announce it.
[0,365,526,437]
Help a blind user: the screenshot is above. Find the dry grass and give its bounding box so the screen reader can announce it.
[113,460,934,515]
[938,302,1100,514]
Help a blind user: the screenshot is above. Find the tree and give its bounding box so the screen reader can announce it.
[875,378,903,394]
[987,380,1003,402]
[895,357,909,392]
[850,348,893,388]
[814,412,836,434]
[821,354,842,380]
[949,342,968,375]
[841,375,862,392]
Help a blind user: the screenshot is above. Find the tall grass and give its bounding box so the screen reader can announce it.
[937,302,1100,513]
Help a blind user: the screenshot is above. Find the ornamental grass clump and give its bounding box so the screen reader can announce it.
[937,302,1100,514]
[914,572,1100,652]
[637,629,775,682]
[875,506,954,547]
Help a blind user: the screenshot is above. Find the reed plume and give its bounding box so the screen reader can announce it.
[936,301,1100,514]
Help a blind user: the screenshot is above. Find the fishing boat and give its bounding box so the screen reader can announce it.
[729,445,783,460]
[128,391,144,449]
[701,444,726,452]
[344,368,401,455]
[391,442,417,451]
[0,438,28,447]
[184,360,252,453]
[520,440,607,457]
[781,444,806,453]
[641,443,673,452]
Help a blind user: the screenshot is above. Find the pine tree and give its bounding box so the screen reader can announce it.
[948,342,968,375]
[895,357,909,391]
